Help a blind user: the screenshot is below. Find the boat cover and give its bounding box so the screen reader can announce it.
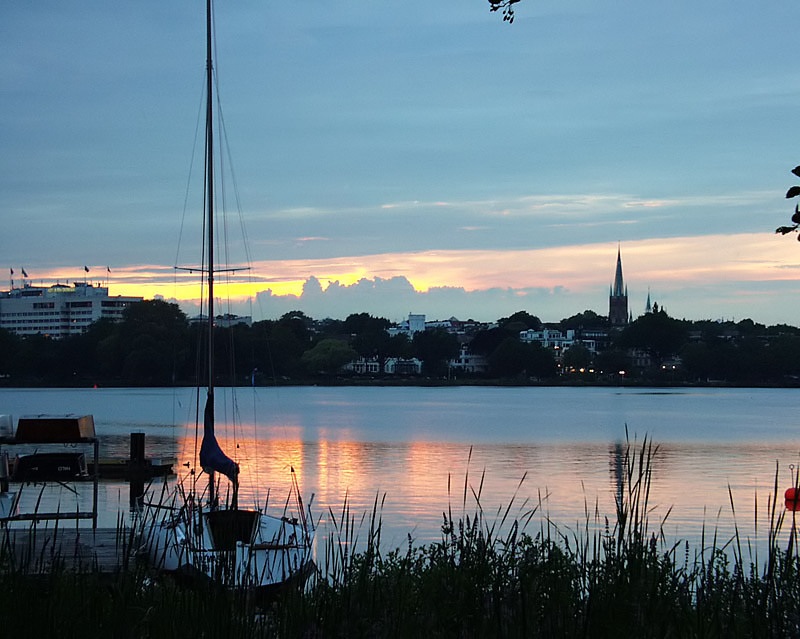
[199,391,239,482]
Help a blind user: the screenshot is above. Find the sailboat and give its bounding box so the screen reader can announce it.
[140,0,315,595]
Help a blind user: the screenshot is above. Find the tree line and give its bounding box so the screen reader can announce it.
[2,300,800,386]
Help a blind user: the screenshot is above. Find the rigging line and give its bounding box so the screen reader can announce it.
[206,9,264,485]
[192,76,213,490]
[210,25,253,502]
[249,370,261,510]
[210,60,258,488]
[213,127,243,473]
[173,73,208,485]
[207,0,296,509]
[213,85,254,308]
[172,66,209,492]
[214,86,254,270]
[173,76,207,272]
[243,275,261,506]
[192,379,202,497]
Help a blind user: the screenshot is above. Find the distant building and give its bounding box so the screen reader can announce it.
[0,282,142,339]
[519,327,597,357]
[608,247,629,327]
[189,313,252,328]
[344,356,382,375]
[449,344,488,375]
[384,357,422,375]
[389,313,426,337]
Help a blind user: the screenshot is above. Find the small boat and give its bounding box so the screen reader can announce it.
[0,414,100,527]
[140,0,315,596]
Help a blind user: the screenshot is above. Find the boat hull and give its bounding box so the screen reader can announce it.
[141,504,315,591]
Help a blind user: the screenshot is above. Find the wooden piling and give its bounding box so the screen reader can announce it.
[129,432,146,511]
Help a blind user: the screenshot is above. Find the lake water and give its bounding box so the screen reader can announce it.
[1,386,799,557]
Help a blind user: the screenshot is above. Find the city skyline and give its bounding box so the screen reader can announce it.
[5,243,797,329]
[4,1,800,325]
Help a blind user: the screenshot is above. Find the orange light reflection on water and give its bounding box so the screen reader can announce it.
[158,425,793,555]
[173,421,309,515]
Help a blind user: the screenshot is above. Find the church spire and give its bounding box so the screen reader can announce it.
[609,245,629,326]
[612,245,625,297]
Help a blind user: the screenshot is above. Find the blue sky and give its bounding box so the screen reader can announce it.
[4,0,800,325]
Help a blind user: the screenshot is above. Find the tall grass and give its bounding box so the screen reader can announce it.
[271,435,800,638]
[2,436,800,637]
[0,516,269,638]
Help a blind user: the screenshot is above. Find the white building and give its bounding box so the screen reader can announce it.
[0,282,142,339]
[383,357,422,375]
[344,357,382,375]
[520,328,574,349]
[519,328,597,356]
[388,313,426,337]
[189,313,253,328]
[449,345,488,374]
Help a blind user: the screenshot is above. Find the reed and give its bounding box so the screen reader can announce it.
[272,435,800,638]
[1,435,799,638]
[0,516,269,638]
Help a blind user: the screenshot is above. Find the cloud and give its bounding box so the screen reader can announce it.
[24,230,800,325]
[239,232,800,324]
[253,275,569,323]
[6,1,800,329]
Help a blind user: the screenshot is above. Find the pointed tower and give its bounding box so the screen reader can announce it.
[608,246,629,326]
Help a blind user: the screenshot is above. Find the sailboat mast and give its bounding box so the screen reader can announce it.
[205,0,216,506]
[197,0,239,509]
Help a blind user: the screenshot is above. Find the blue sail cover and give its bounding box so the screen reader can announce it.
[199,391,239,483]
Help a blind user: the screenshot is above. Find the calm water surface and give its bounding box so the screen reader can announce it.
[1,386,798,554]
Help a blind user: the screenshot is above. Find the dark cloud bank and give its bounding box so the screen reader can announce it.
[252,275,578,323]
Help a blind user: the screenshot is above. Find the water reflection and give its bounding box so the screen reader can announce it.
[148,432,794,557]
[1,386,798,561]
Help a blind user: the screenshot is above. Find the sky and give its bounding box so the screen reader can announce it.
[4,0,800,326]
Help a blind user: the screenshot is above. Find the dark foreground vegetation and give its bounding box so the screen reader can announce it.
[2,438,799,637]
[4,301,800,388]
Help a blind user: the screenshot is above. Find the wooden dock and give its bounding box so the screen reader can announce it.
[1,527,136,574]
[5,455,175,480]
[0,424,167,572]
[90,457,176,479]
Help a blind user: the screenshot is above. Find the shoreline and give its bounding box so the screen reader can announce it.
[2,376,799,390]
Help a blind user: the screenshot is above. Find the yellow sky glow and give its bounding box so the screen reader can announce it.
[32,232,800,305]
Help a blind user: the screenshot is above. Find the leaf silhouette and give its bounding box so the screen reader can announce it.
[786,186,800,199]
[776,226,797,235]
[792,166,800,178]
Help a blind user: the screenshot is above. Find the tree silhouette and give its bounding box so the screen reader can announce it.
[488,0,521,23]
[301,339,358,375]
[412,328,459,376]
[776,165,800,239]
[616,310,687,362]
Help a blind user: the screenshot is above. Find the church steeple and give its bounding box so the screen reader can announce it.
[609,245,629,326]
[612,246,625,297]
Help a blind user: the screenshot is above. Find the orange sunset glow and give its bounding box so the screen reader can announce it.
[31,232,800,315]
[173,424,310,511]
[163,433,777,549]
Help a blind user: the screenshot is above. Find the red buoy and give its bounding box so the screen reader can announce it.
[785,487,800,512]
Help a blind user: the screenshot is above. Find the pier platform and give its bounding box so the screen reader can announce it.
[0,527,135,574]
[5,456,176,480]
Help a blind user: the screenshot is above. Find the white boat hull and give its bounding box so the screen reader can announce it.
[141,502,315,592]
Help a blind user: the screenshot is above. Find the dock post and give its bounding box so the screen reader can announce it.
[129,432,146,511]
[0,452,8,494]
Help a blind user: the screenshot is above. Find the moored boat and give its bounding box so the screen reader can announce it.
[139,0,315,596]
